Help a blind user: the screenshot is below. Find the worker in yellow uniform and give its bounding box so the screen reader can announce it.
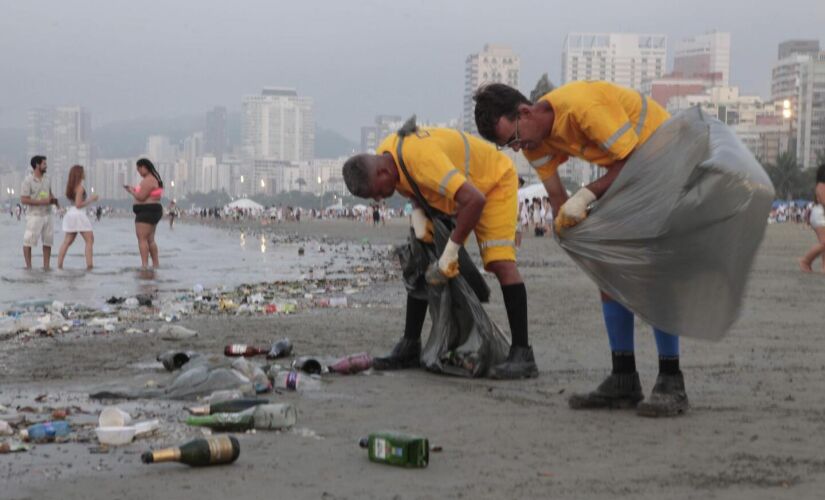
[473,81,688,417]
[341,122,538,379]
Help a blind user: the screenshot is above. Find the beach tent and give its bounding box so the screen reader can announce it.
[352,204,369,214]
[225,198,264,212]
[325,200,346,212]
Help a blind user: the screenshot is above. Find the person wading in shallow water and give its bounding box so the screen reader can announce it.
[342,118,537,379]
[20,155,59,270]
[125,158,164,269]
[57,165,99,269]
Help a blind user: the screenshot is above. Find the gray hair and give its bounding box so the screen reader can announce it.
[342,154,372,198]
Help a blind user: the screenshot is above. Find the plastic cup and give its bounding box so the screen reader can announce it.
[99,406,132,427]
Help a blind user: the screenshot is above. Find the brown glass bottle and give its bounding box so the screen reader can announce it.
[141,436,240,467]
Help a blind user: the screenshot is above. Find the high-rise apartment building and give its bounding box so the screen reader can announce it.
[771,40,825,169]
[360,115,402,152]
[146,135,176,165]
[26,106,92,191]
[778,40,820,60]
[205,106,227,161]
[673,31,731,86]
[561,33,666,91]
[463,44,520,134]
[242,88,314,162]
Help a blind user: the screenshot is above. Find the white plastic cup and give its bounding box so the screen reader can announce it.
[99,406,132,427]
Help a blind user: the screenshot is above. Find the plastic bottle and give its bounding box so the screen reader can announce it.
[359,431,429,468]
[272,370,321,391]
[186,404,297,431]
[267,338,293,359]
[141,435,240,467]
[329,353,373,375]
[20,421,71,442]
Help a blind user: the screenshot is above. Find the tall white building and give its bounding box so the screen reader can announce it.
[562,33,666,91]
[146,135,177,165]
[771,41,825,169]
[89,158,132,201]
[463,44,520,134]
[27,106,93,192]
[673,31,731,86]
[242,88,314,162]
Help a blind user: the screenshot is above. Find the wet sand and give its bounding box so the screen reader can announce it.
[2,219,825,500]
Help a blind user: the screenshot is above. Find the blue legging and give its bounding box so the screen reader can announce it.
[602,299,679,357]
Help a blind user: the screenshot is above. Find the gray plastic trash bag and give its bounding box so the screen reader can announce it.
[90,356,256,400]
[556,107,774,340]
[397,221,510,377]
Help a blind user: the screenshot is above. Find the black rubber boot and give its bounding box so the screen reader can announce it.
[636,371,689,418]
[568,372,644,409]
[372,337,421,370]
[489,345,539,379]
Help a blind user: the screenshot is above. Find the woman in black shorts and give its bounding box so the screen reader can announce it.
[124,158,164,268]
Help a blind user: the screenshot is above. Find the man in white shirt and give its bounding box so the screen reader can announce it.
[20,156,58,269]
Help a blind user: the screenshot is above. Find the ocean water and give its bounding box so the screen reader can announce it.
[0,213,356,309]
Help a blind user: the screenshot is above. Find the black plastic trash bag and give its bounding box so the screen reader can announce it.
[556,107,774,340]
[397,220,510,377]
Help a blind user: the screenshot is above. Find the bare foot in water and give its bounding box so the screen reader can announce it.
[799,258,813,272]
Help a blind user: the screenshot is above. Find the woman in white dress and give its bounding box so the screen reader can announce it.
[57,165,99,269]
[799,163,825,272]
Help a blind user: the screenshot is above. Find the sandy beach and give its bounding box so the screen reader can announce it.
[2,217,825,500]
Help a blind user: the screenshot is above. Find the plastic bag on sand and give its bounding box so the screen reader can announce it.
[556,107,774,340]
[90,357,255,401]
[397,222,510,378]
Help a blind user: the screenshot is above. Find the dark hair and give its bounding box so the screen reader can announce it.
[65,165,85,201]
[817,163,825,184]
[136,158,163,188]
[30,155,46,169]
[342,154,372,198]
[473,83,530,143]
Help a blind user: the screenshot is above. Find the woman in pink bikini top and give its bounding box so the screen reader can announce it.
[125,158,164,268]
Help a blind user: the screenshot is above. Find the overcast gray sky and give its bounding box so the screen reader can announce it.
[1,0,823,140]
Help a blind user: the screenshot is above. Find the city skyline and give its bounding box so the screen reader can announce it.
[1,0,822,141]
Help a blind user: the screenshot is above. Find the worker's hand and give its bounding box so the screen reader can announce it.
[411,208,429,240]
[554,187,596,232]
[426,239,461,285]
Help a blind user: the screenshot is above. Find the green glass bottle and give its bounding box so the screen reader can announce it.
[186,398,270,416]
[186,404,297,431]
[186,412,253,432]
[358,431,429,468]
[141,436,240,467]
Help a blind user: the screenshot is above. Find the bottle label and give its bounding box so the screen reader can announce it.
[286,371,298,390]
[373,438,387,460]
[229,344,247,354]
[207,436,234,464]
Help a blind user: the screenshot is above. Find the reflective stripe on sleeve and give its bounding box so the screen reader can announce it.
[479,239,515,250]
[600,121,632,151]
[438,169,461,196]
[457,130,471,176]
[529,155,553,169]
[635,92,648,135]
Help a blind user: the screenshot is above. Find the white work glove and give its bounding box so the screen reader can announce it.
[411,208,429,240]
[426,239,461,285]
[554,188,596,232]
